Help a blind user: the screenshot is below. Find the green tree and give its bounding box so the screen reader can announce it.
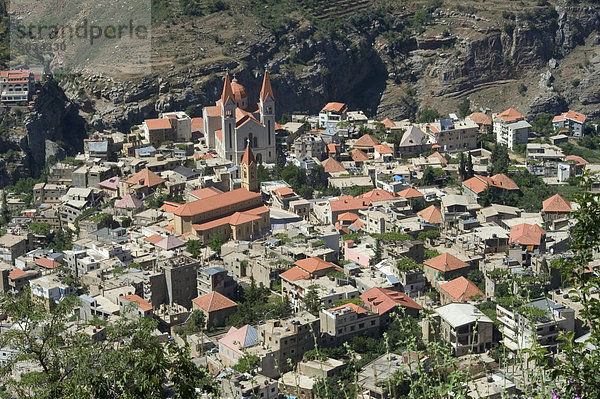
[466,152,474,179]
[186,239,202,258]
[489,144,509,175]
[176,310,205,337]
[530,113,554,135]
[232,354,260,373]
[49,229,73,251]
[421,166,436,186]
[372,238,383,264]
[0,288,217,398]
[1,191,10,226]
[120,216,132,228]
[457,98,470,118]
[208,233,226,254]
[417,108,440,123]
[29,222,51,236]
[458,152,466,180]
[304,285,321,316]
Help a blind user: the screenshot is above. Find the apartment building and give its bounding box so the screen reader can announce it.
[425,118,479,152]
[493,108,530,150]
[0,69,34,103]
[319,303,380,346]
[496,297,575,352]
[552,110,587,137]
[433,303,493,356]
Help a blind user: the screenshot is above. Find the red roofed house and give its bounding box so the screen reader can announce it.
[467,112,492,134]
[319,102,348,126]
[374,144,394,160]
[119,294,153,319]
[438,276,483,305]
[494,108,531,150]
[120,168,165,197]
[328,192,398,225]
[350,148,369,163]
[417,205,442,224]
[564,155,587,176]
[552,110,587,137]
[202,72,276,165]
[321,157,347,174]
[279,257,341,308]
[172,147,269,242]
[320,302,380,346]
[361,287,422,323]
[34,257,61,270]
[509,223,546,255]
[192,292,238,328]
[542,193,571,221]
[423,253,471,286]
[0,69,35,102]
[353,134,380,151]
[397,187,424,199]
[142,117,175,148]
[218,324,260,367]
[7,268,39,294]
[271,186,301,210]
[462,174,519,203]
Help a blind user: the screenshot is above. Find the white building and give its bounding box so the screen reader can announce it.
[319,102,348,127]
[552,110,587,137]
[160,111,192,142]
[493,108,530,150]
[0,69,34,103]
[29,275,75,309]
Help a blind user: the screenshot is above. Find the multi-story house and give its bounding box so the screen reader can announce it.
[319,102,348,127]
[319,303,380,347]
[196,266,238,299]
[425,118,479,152]
[496,297,575,352]
[0,69,34,103]
[494,108,531,150]
[433,303,493,356]
[552,110,587,137]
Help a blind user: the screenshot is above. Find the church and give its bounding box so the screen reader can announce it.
[202,72,276,165]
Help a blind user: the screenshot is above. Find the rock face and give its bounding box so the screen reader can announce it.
[25,78,87,176]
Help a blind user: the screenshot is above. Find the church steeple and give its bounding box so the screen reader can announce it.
[260,70,275,102]
[241,145,258,192]
[222,73,234,104]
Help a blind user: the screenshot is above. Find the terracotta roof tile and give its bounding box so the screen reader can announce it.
[439,277,483,302]
[354,134,380,148]
[374,144,393,154]
[337,212,360,222]
[295,257,337,274]
[329,197,371,213]
[173,188,261,217]
[145,234,164,244]
[428,151,448,164]
[122,294,152,312]
[509,223,546,246]
[361,287,422,314]
[467,112,492,125]
[144,118,172,130]
[328,302,368,314]
[565,155,587,165]
[189,187,222,200]
[279,266,311,282]
[221,73,234,104]
[260,71,275,102]
[497,108,525,123]
[34,258,61,269]
[542,193,571,213]
[193,292,237,312]
[350,149,369,162]
[381,118,395,129]
[125,169,165,187]
[397,187,424,199]
[321,157,346,173]
[327,143,339,154]
[241,145,256,165]
[358,189,395,201]
[563,110,587,124]
[321,102,347,113]
[424,253,469,272]
[417,205,442,224]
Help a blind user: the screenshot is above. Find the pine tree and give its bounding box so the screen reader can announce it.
[466,152,474,179]
[459,152,466,180]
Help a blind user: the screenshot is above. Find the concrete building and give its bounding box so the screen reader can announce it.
[160,111,192,142]
[319,102,347,127]
[433,303,493,356]
[496,297,575,352]
[319,303,380,346]
[29,275,75,311]
[294,134,327,161]
[494,108,530,150]
[197,266,237,299]
[159,255,199,309]
[0,69,34,102]
[552,110,587,137]
[425,118,479,152]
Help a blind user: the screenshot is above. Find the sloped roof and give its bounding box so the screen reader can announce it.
[424,253,469,272]
[241,145,256,165]
[321,102,347,113]
[218,325,259,352]
[400,126,425,147]
[172,188,261,217]
[329,197,371,213]
[145,118,172,130]
[381,117,395,129]
[193,292,237,312]
[125,169,165,187]
[221,73,234,104]
[115,195,143,209]
[463,176,489,194]
[295,257,337,274]
[509,223,546,246]
[34,258,61,269]
[359,189,396,201]
[555,110,587,124]
[145,234,164,244]
[122,294,152,312]
[542,193,571,213]
[337,212,360,222]
[428,151,448,165]
[328,302,368,314]
[279,266,311,282]
[260,71,275,101]
[497,108,525,123]
[417,205,442,224]
[350,149,369,162]
[155,235,185,250]
[439,277,483,303]
[467,112,492,125]
[228,212,261,226]
[99,176,119,190]
[463,174,519,193]
[397,187,424,199]
[189,187,222,200]
[160,201,182,213]
[374,144,393,154]
[354,134,380,148]
[321,157,346,173]
[327,143,338,154]
[360,287,423,314]
[565,155,587,166]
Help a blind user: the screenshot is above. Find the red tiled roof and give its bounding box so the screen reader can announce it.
[122,294,152,312]
[191,117,203,132]
[189,187,222,200]
[145,234,164,244]
[321,157,346,173]
[273,187,294,199]
[439,277,483,302]
[565,155,587,165]
[509,223,546,246]
[279,266,311,282]
[337,212,360,222]
[327,143,338,154]
[295,257,337,274]
[191,205,268,232]
[321,102,347,113]
[173,188,261,217]
[563,110,587,124]
[488,174,519,190]
[381,117,395,129]
[354,134,380,148]
[231,78,247,101]
[463,174,519,194]
[34,258,61,269]
[428,151,448,165]
[8,269,26,280]
[99,176,119,190]
[125,169,165,187]
[463,176,489,194]
[350,149,369,162]
[542,193,571,213]
[467,112,492,125]
[160,201,182,213]
[424,253,469,272]
[329,197,371,213]
[144,118,172,130]
[193,292,237,312]
[374,144,393,154]
[221,73,234,104]
[361,287,423,314]
[397,187,424,199]
[359,189,395,201]
[497,108,525,123]
[228,212,261,226]
[241,145,256,165]
[260,71,275,102]
[205,106,220,117]
[417,205,442,224]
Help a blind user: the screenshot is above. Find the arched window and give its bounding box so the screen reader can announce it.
[247,133,253,148]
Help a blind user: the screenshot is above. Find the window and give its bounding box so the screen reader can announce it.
[371,320,376,326]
